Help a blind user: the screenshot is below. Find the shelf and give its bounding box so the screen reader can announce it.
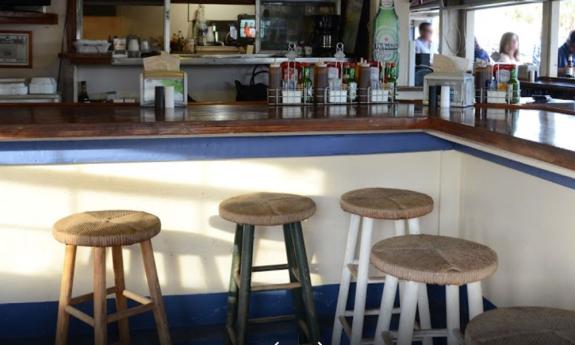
[0,11,58,25]
[61,53,112,65]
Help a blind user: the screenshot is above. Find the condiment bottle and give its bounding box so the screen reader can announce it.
[358,62,371,103]
[269,63,282,104]
[314,62,328,104]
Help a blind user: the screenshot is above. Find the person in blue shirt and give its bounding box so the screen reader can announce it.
[558,31,575,76]
[474,38,490,63]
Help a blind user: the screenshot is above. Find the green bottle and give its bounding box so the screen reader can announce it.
[373,0,399,69]
[509,66,520,104]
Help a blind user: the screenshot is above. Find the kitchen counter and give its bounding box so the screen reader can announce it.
[0,102,573,171]
[63,53,348,66]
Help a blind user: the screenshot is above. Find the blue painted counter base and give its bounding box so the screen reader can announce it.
[1,132,573,189]
[0,283,494,343]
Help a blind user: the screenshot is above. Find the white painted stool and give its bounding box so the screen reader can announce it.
[465,307,575,344]
[331,188,435,345]
[370,234,498,345]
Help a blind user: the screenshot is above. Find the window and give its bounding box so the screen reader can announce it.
[559,0,575,46]
[473,3,542,65]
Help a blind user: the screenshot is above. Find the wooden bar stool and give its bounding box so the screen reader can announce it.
[53,210,171,345]
[465,307,575,344]
[370,234,498,345]
[219,192,319,345]
[332,188,434,345]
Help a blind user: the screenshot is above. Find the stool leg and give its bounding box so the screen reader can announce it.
[112,246,130,345]
[394,219,406,236]
[141,240,172,345]
[331,214,360,345]
[394,220,406,310]
[407,218,432,345]
[446,285,460,345]
[407,218,421,234]
[55,244,77,345]
[283,223,308,343]
[467,281,484,320]
[292,222,320,343]
[93,247,108,345]
[351,217,374,345]
[373,275,398,345]
[236,224,255,345]
[397,281,419,345]
[417,283,432,345]
[225,224,243,345]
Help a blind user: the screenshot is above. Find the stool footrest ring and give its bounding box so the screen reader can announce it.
[69,286,116,305]
[233,272,302,292]
[64,288,156,327]
[251,264,290,272]
[382,328,464,344]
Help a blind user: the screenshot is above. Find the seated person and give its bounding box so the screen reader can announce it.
[491,32,520,63]
[474,38,491,63]
[415,22,436,55]
[558,31,575,77]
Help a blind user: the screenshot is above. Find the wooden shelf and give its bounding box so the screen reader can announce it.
[60,53,112,65]
[0,11,58,25]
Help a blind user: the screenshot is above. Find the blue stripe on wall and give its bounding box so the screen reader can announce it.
[0,132,452,165]
[454,143,575,190]
[0,283,494,341]
[0,132,573,189]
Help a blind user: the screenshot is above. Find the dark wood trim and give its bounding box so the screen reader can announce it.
[429,117,575,170]
[0,12,58,25]
[66,0,77,53]
[60,52,112,65]
[0,102,572,170]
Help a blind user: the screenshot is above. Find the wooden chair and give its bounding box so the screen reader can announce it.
[219,192,319,345]
[52,210,171,345]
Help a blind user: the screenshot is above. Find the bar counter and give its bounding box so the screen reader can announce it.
[0,102,573,171]
[1,101,575,341]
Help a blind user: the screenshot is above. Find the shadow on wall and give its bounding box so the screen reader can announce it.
[0,153,440,301]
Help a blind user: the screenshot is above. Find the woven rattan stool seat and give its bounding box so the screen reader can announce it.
[340,188,433,219]
[370,234,498,285]
[53,210,161,247]
[465,307,575,345]
[219,192,316,226]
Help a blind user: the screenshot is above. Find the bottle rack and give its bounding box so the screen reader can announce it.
[268,86,395,106]
[476,87,521,105]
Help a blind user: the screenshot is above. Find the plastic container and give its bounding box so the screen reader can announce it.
[74,40,111,54]
[29,78,57,95]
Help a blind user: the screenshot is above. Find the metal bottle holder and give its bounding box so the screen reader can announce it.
[267,43,313,106]
[316,43,355,105]
[357,47,395,105]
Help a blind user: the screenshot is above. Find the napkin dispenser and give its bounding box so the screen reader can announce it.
[423,72,475,108]
[423,54,475,108]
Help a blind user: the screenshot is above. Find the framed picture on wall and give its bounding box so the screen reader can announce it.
[0,31,32,68]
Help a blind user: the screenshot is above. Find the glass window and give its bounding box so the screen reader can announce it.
[473,3,542,65]
[559,0,575,45]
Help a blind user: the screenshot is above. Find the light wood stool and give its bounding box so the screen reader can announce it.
[219,192,319,345]
[370,234,498,345]
[465,307,575,344]
[332,188,434,345]
[52,210,172,345]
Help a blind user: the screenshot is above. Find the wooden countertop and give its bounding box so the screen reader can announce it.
[0,102,573,170]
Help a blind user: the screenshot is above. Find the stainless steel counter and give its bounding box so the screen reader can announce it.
[112,55,349,66]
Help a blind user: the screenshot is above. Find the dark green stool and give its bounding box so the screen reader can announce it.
[219,192,320,345]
